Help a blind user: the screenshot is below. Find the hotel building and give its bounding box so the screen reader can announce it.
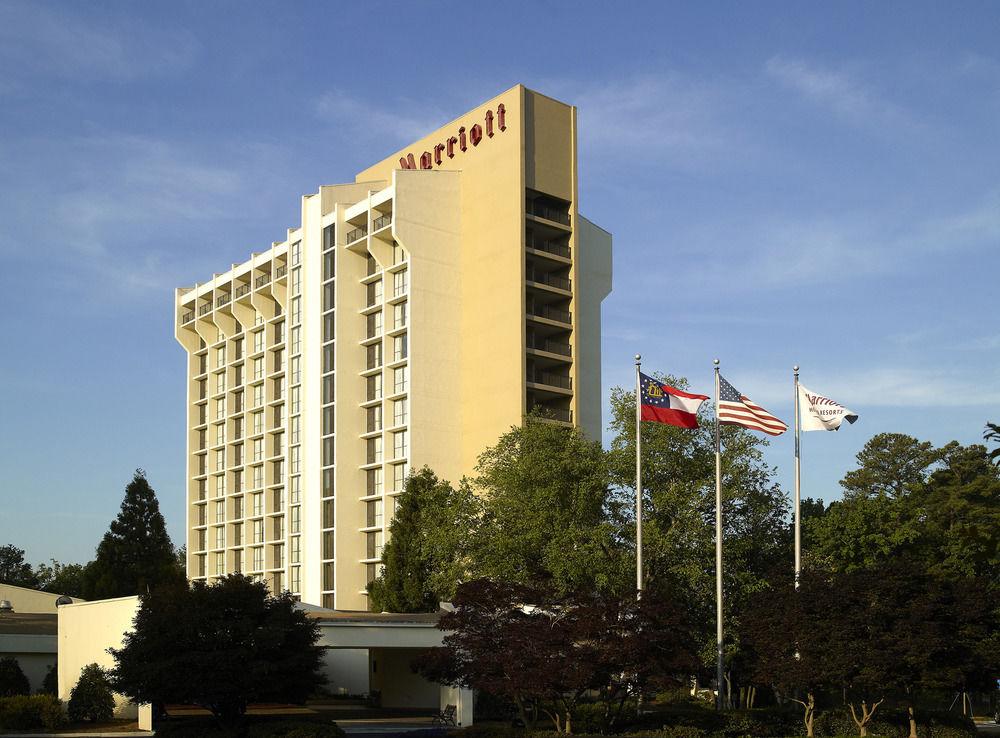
[174,85,613,610]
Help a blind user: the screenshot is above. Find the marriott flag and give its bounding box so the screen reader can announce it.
[798,384,859,431]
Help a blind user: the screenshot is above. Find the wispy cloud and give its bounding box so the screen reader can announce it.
[765,56,916,131]
[0,1,197,83]
[314,89,448,146]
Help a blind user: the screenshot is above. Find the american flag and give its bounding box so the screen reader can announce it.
[718,374,787,436]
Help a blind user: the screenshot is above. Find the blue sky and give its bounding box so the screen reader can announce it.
[1,1,998,565]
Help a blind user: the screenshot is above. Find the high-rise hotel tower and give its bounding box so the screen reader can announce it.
[174,85,612,610]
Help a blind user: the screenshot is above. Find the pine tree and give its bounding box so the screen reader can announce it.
[82,470,183,600]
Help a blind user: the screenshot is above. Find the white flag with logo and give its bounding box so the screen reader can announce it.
[798,384,859,431]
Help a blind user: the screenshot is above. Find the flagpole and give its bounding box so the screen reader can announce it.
[793,365,801,591]
[635,354,643,597]
[714,358,724,710]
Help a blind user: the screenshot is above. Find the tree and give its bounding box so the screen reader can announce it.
[82,470,184,600]
[470,417,623,595]
[0,657,30,697]
[109,574,326,728]
[68,663,115,722]
[368,468,479,612]
[984,422,999,465]
[0,545,39,588]
[34,560,86,598]
[414,578,697,734]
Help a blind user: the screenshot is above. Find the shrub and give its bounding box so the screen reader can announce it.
[0,657,30,697]
[67,663,115,722]
[40,663,58,695]
[0,694,66,730]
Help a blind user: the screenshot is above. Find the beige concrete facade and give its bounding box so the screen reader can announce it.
[174,84,612,610]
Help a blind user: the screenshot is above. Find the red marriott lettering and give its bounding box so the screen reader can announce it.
[399,103,507,170]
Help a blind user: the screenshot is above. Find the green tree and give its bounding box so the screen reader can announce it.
[34,560,86,598]
[470,416,622,594]
[0,545,39,588]
[0,657,30,697]
[82,470,183,600]
[367,467,479,612]
[67,664,114,723]
[109,574,326,729]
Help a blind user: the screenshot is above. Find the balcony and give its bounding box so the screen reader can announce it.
[528,371,572,390]
[527,269,572,291]
[528,203,570,225]
[255,274,271,289]
[373,214,392,230]
[235,283,251,299]
[528,304,572,324]
[527,336,572,357]
[347,225,368,244]
[526,233,571,259]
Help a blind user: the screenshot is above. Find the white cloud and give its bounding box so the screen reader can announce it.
[0,1,198,82]
[765,56,915,131]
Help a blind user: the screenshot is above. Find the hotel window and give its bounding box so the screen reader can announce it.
[215,398,226,420]
[322,499,335,529]
[393,334,407,362]
[367,405,382,433]
[393,269,407,297]
[323,313,335,342]
[290,536,300,564]
[216,346,226,368]
[393,366,408,395]
[215,552,224,575]
[253,384,264,408]
[253,357,263,380]
[252,519,263,544]
[252,438,263,462]
[252,411,263,435]
[253,330,264,354]
[393,430,408,460]
[290,240,301,266]
[214,526,224,550]
[215,449,226,472]
[323,531,334,560]
[393,463,406,492]
[215,372,226,394]
[291,267,301,295]
[290,416,300,444]
[366,437,383,465]
[252,547,264,571]
[393,398,407,427]
[393,302,407,330]
[290,505,301,534]
[290,446,301,474]
[290,326,301,355]
[323,562,335,590]
[290,356,301,384]
[292,475,302,504]
[366,467,383,496]
[366,374,382,401]
[252,465,263,489]
[290,566,300,593]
